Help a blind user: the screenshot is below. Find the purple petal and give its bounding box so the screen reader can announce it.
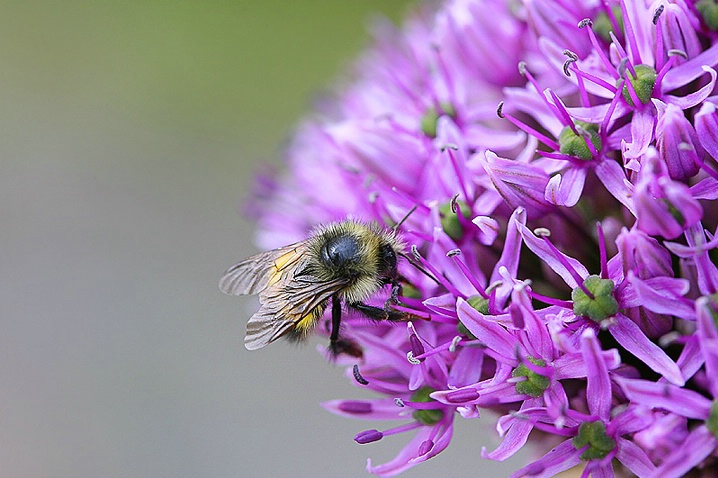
[696,299,718,391]
[623,108,655,159]
[515,220,589,288]
[654,100,702,181]
[448,346,484,389]
[554,349,621,379]
[456,298,516,363]
[472,215,499,245]
[610,314,685,386]
[663,42,718,90]
[695,101,718,161]
[480,150,553,217]
[545,167,587,207]
[617,377,710,419]
[689,177,718,200]
[580,329,612,421]
[366,426,434,477]
[624,274,694,320]
[482,404,535,461]
[508,439,582,478]
[490,207,525,294]
[675,336,704,383]
[616,438,656,477]
[664,66,717,110]
[610,407,655,435]
[696,296,718,342]
[513,284,553,358]
[650,427,718,478]
[595,159,636,216]
[409,420,453,464]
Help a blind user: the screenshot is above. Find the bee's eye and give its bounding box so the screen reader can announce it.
[321,235,360,267]
[378,243,397,274]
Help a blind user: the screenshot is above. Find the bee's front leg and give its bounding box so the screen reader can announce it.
[388,279,402,306]
[349,301,408,322]
[329,295,363,358]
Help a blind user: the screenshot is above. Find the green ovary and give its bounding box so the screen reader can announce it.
[572,421,617,461]
[558,121,602,161]
[572,275,618,322]
[619,64,656,106]
[411,387,444,425]
[512,357,550,398]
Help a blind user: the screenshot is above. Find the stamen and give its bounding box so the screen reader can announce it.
[596,222,608,279]
[611,33,636,77]
[409,325,426,360]
[411,245,465,298]
[518,61,528,76]
[450,192,460,213]
[658,331,681,348]
[623,70,643,108]
[340,401,373,414]
[655,7,665,72]
[449,335,462,353]
[449,253,489,298]
[571,68,617,93]
[497,105,561,150]
[580,18,618,78]
[655,54,681,90]
[620,0,642,64]
[418,440,434,456]
[562,50,578,77]
[444,388,480,403]
[407,351,422,365]
[529,289,574,309]
[653,5,664,25]
[353,364,369,385]
[575,123,600,158]
[601,79,624,133]
[496,101,505,118]
[547,89,574,129]
[667,49,688,59]
[394,398,405,407]
[354,429,383,444]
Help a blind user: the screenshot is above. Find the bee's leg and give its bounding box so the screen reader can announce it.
[388,280,402,306]
[329,295,363,358]
[349,301,408,322]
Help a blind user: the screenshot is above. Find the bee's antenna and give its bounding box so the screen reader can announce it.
[392,204,418,235]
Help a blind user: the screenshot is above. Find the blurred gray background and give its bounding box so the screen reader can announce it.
[0,1,525,476]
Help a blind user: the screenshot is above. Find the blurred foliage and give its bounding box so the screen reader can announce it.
[0,1,414,153]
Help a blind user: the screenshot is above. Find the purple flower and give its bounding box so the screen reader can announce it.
[234,0,718,475]
[509,330,655,478]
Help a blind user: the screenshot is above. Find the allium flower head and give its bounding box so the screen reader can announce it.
[238,0,718,476]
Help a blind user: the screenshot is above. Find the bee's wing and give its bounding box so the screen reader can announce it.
[244,275,349,350]
[219,242,306,296]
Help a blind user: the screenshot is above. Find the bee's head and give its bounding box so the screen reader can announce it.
[312,222,401,283]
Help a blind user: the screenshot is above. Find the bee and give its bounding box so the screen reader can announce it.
[219,220,413,357]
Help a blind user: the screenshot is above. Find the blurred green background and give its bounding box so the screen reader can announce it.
[0,1,523,477]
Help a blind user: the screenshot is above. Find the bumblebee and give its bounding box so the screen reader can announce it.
[219,220,411,357]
